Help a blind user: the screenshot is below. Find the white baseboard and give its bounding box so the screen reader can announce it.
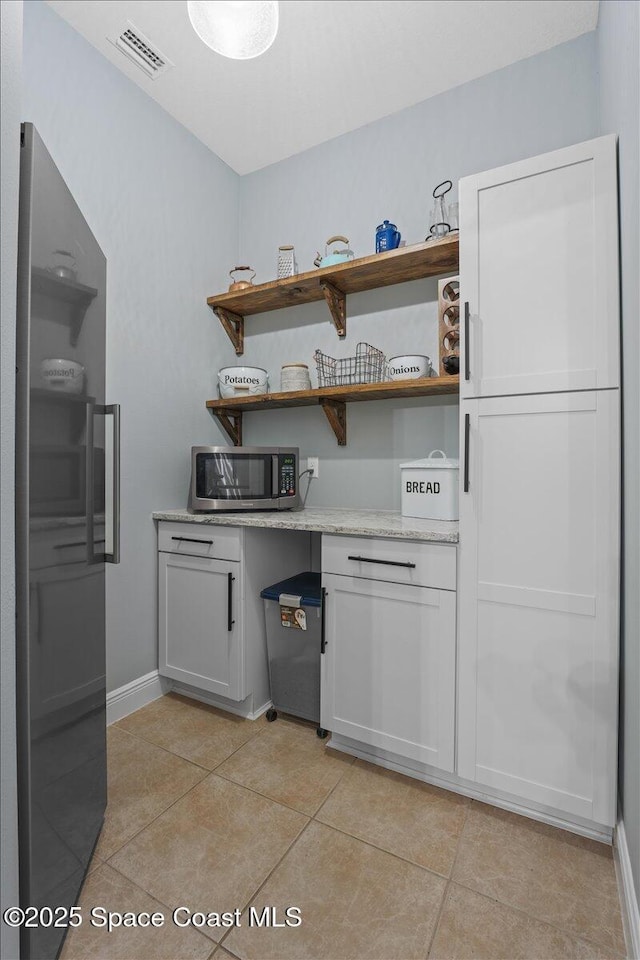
[615,817,640,959]
[170,680,271,721]
[106,670,170,724]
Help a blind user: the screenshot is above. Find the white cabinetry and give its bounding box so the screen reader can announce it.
[459,135,619,399]
[458,392,619,824]
[321,535,457,772]
[458,136,620,830]
[158,521,310,713]
[159,551,242,699]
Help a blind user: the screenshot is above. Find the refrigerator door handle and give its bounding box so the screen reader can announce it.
[104,404,121,564]
[85,400,96,564]
[464,302,471,381]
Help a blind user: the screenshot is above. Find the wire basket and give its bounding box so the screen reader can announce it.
[314,342,387,387]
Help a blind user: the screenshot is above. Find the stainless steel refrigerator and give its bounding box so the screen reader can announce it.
[15,123,120,960]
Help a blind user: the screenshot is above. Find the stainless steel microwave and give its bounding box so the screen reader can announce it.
[189,446,300,512]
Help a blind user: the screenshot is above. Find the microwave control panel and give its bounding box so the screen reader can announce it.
[278,455,296,497]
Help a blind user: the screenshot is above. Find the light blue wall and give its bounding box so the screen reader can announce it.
[238,34,599,509]
[597,0,640,910]
[1,5,23,956]
[22,0,239,692]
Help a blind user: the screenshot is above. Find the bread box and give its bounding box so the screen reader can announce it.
[400,450,459,521]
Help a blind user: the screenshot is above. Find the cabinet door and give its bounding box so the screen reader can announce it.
[159,552,243,700]
[459,135,619,399]
[321,574,456,772]
[458,391,619,825]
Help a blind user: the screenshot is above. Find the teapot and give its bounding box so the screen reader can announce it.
[314,236,354,269]
[375,220,401,253]
[228,266,256,292]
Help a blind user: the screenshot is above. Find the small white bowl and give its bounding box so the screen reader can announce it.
[40,358,85,394]
[218,366,268,399]
[387,355,433,380]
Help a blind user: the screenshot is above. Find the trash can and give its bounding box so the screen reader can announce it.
[260,571,327,738]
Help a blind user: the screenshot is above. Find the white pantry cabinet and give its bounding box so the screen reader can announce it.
[457,391,620,825]
[158,521,311,712]
[459,135,619,399]
[321,535,457,772]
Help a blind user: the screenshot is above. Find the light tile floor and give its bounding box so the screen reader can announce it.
[61,694,626,960]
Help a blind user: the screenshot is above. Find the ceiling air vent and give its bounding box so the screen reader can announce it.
[109,21,174,80]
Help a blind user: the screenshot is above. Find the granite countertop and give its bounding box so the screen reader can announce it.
[152,507,458,544]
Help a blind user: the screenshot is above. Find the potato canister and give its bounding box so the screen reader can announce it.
[399,450,459,520]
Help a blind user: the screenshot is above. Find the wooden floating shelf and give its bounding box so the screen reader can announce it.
[207,236,459,354]
[206,376,459,446]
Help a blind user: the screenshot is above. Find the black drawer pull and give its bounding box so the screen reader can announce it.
[171,536,213,546]
[347,555,416,569]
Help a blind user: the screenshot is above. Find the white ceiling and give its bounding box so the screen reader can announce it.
[45,0,599,175]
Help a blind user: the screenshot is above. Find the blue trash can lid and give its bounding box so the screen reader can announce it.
[260,571,321,607]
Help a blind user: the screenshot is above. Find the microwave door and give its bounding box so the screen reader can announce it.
[220,457,238,499]
[201,453,268,501]
[201,456,234,500]
[218,456,251,500]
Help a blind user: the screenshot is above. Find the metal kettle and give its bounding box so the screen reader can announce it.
[314,236,354,269]
[228,266,256,292]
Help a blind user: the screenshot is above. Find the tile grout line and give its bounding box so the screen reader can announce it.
[441,803,626,958]
[424,795,472,959]
[217,816,317,952]
[207,724,356,817]
[110,723,214,772]
[100,793,308,956]
[424,880,451,960]
[309,748,357,818]
[100,768,210,863]
[113,710,269,773]
[448,876,627,959]
[213,743,463,886]
[305,815,454,882]
[103,719,333,862]
[76,860,214,955]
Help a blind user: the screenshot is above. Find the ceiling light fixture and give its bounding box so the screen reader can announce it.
[187,1,278,60]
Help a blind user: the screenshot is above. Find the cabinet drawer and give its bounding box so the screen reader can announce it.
[322,535,456,591]
[158,521,240,561]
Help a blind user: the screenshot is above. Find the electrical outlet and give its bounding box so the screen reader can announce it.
[307,457,319,478]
